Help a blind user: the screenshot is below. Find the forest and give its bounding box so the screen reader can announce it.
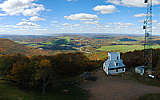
[0,52,99,95]
[0,49,160,95]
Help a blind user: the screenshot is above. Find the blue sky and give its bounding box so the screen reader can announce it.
[0,0,159,35]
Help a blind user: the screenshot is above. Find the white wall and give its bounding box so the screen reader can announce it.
[103,64,108,75]
[108,68,125,75]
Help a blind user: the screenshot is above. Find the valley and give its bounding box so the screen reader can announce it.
[1,34,160,55]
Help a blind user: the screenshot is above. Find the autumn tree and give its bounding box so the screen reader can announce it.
[34,59,54,94]
[54,52,89,77]
[9,62,34,89]
[0,54,28,76]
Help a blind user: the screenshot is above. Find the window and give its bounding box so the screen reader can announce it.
[116,63,118,66]
[116,69,118,72]
[117,56,119,60]
[122,68,124,71]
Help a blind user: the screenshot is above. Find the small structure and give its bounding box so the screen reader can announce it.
[135,66,155,77]
[103,52,126,75]
[135,66,145,75]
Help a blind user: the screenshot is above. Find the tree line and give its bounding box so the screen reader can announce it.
[0,52,99,94]
[0,49,160,94]
[121,49,160,76]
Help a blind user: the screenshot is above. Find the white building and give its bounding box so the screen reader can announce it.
[135,66,145,75]
[103,52,126,75]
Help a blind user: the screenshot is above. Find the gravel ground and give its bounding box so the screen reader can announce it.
[81,70,160,100]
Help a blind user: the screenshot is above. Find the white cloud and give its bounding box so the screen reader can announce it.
[62,23,72,26]
[23,4,45,16]
[134,13,147,17]
[112,22,134,27]
[29,16,45,21]
[62,23,80,27]
[83,21,98,24]
[93,5,116,14]
[106,0,160,7]
[16,21,39,27]
[138,20,158,23]
[0,0,45,16]
[73,24,80,27]
[106,0,121,5]
[22,18,29,22]
[134,13,154,17]
[153,20,158,23]
[64,13,98,21]
[0,13,7,16]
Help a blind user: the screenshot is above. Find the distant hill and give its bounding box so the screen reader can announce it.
[152,40,160,44]
[119,38,137,41]
[0,38,49,55]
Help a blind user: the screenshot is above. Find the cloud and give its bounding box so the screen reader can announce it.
[106,0,121,5]
[73,24,80,27]
[29,16,45,21]
[23,4,45,16]
[0,0,45,16]
[62,23,72,26]
[93,5,116,14]
[83,21,98,24]
[113,22,134,27]
[16,21,39,27]
[0,13,7,16]
[62,23,80,27]
[153,20,158,23]
[64,13,98,21]
[138,20,158,23]
[106,0,160,7]
[134,13,147,17]
[134,13,154,17]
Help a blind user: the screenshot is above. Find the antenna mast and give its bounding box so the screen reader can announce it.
[143,0,152,70]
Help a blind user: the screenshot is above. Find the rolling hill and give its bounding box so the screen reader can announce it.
[0,38,49,55]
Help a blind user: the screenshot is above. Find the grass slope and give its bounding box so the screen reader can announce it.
[0,80,88,100]
[0,38,49,55]
[97,45,160,53]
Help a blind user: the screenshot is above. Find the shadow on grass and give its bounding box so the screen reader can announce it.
[0,80,89,100]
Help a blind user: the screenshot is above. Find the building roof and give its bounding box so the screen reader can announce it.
[108,52,120,55]
[104,59,125,68]
[135,66,144,70]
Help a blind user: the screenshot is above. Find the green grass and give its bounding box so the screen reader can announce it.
[59,37,71,42]
[139,94,160,100]
[0,80,88,100]
[97,45,160,53]
[42,42,52,45]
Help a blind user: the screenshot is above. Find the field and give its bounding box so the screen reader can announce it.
[1,34,160,58]
[97,45,160,53]
[13,34,160,53]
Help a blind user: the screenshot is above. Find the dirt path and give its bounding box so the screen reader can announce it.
[81,70,160,100]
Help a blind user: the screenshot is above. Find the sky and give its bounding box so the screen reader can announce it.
[0,0,160,35]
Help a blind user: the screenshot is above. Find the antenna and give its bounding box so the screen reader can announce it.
[143,0,152,70]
